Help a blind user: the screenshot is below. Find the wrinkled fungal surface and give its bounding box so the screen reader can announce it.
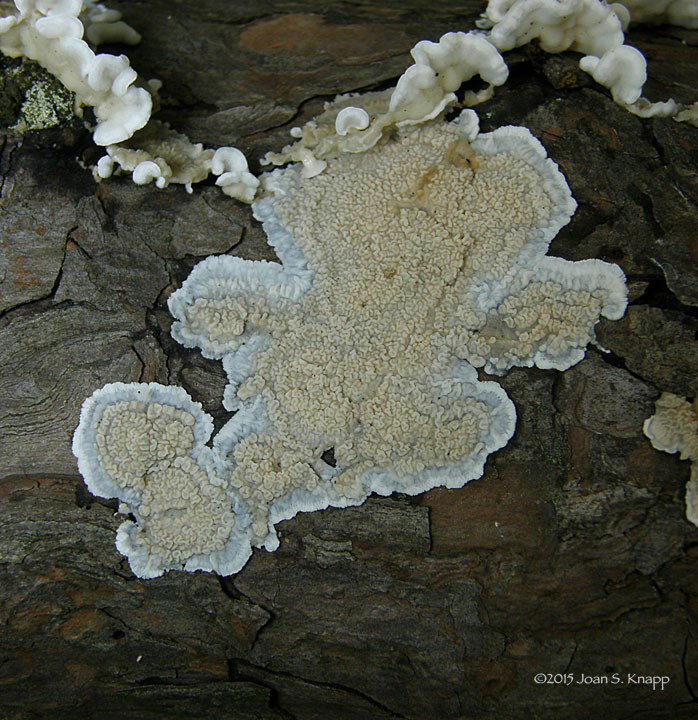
[73,112,627,577]
[644,392,698,528]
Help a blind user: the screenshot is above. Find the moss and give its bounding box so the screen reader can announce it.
[0,55,79,131]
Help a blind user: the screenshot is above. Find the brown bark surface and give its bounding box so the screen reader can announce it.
[1,2,697,718]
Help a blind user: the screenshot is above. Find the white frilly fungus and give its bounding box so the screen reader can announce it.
[481,0,697,122]
[0,0,260,202]
[74,109,628,577]
[578,44,647,106]
[266,0,697,178]
[262,31,508,172]
[3,0,695,204]
[95,120,260,198]
[644,393,698,528]
[0,0,151,145]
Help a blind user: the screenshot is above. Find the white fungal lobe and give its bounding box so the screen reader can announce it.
[89,397,235,568]
[335,106,370,135]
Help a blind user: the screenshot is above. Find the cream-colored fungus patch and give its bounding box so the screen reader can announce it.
[74,113,627,577]
[94,400,197,491]
[644,392,698,527]
[74,383,251,577]
[93,399,235,565]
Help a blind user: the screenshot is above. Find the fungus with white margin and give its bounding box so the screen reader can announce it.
[74,109,628,577]
[644,392,698,528]
[263,31,508,174]
[73,382,253,578]
[211,147,260,203]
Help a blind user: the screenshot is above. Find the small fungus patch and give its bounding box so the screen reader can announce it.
[644,392,698,527]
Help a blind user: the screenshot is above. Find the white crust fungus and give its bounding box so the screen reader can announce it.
[74,112,627,577]
[644,393,698,528]
[73,382,253,577]
[480,0,696,121]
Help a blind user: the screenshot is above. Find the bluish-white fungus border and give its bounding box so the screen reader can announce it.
[73,110,627,577]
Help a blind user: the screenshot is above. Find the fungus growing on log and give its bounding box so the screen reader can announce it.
[0,0,259,200]
[644,393,698,528]
[74,111,627,577]
[480,0,697,120]
[2,0,656,578]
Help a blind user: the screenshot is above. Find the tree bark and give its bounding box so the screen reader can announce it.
[1,2,697,718]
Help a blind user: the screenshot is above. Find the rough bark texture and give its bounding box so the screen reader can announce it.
[1,2,697,718]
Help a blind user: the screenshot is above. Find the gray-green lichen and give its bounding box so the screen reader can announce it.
[0,55,78,132]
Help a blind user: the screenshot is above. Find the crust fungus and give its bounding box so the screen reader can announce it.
[644,393,698,528]
[15,0,696,577]
[74,109,627,577]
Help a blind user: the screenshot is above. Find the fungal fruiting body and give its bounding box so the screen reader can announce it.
[264,8,696,178]
[480,0,696,122]
[73,383,252,578]
[0,0,151,145]
[644,393,698,528]
[73,111,628,577]
[262,31,509,173]
[2,1,695,204]
[0,0,259,200]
